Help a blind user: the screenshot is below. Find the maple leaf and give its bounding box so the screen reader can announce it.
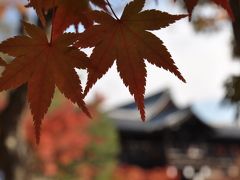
[0,22,90,143]
[27,0,89,27]
[26,0,57,26]
[27,0,108,39]
[90,0,108,11]
[77,0,186,121]
[182,0,234,20]
[52,0,108,40]
[52,1,92,41]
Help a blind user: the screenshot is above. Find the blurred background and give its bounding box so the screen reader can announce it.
[1,0,240,179]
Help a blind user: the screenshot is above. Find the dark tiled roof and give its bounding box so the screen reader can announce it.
[108,89,177,121]
[112,109,191,132]
[108,89,193,131]
[117,90,167,110]
[108,89,240,139]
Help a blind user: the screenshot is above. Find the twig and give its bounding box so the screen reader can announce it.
[106,0,119,20]
[50,7,57,44]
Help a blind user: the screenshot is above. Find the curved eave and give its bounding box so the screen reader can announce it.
[108,89,178,121]
[113,108,191,133]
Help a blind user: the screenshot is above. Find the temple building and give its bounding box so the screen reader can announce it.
[108,89,240,179]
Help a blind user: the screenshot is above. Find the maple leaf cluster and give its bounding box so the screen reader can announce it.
[0,0,233,143]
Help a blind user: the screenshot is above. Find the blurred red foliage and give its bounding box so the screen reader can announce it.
[113,165,180,180]
[24,101,99,176]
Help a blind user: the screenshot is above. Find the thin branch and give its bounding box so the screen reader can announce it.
[106,0,119,20]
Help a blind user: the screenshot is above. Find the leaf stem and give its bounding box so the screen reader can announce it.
[106,0,119,20]
[50,7,57,44]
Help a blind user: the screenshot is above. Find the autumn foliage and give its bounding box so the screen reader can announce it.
[25,100,119,179]
[113,165,180,180]
[0,0,233,142]
[25,102,93,176]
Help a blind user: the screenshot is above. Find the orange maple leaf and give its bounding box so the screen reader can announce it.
[77,0,186,121]
[0,22,90,143]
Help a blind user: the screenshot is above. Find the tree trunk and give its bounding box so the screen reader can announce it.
[0,85,27,180]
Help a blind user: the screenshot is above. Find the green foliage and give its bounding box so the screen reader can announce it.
[83,115,120,180]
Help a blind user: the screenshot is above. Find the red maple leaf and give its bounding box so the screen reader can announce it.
[27,0,108,40]
[52,0,109,40]
[26,0,57,26]
[77,0,186,121]
[0,22,90,143]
